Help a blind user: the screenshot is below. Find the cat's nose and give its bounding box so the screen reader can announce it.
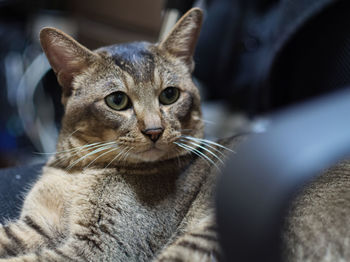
[142,127,164,142]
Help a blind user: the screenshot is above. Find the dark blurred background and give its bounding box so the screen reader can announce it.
[1,0,350,167]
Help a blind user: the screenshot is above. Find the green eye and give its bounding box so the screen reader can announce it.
[105,91,130,111]
[159,87,180,105]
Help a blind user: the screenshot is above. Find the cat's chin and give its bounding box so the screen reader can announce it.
[131,148,168,162]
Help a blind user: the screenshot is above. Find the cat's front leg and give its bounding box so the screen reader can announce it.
[0,170,73,258]
[0,234,98,262]
[0,214,68,258]
[0,224,19,257]
[0,220,52,258]
[154,215,222,262]
[0,247,83,262]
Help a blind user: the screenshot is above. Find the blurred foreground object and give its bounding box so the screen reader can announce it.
[217,89,350,261]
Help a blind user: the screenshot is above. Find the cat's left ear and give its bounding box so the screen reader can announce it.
[158,8,203,71]
[40,27,99,101]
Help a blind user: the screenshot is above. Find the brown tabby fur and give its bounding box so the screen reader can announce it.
[0,8,241,262]
[283,160,350,262]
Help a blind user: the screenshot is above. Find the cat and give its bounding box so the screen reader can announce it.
[0,8,241,262]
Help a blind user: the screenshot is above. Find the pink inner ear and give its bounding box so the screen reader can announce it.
[160,9,202,63]
[47,42,82,75]
[40,27,96,101]
[44,41,88,90]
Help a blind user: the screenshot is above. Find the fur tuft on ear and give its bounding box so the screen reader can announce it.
[159,8,203,69]
[40,27,98,101]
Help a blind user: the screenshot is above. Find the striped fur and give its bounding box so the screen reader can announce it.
[0,136,242,262]
[283,160,350,262]
[154,215,221,262]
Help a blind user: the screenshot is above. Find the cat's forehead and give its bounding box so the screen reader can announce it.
[98,42,159,84]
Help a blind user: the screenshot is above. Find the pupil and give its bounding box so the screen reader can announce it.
[165,88,174,98]
[114,93,124,105]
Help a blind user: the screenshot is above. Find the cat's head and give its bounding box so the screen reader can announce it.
[40,8,204,167]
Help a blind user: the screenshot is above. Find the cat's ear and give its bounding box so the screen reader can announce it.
[158,8,203,70]
[40,27,98,100]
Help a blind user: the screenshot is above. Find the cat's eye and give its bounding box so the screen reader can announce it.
[105,92,130,111]
[159,87,180,105]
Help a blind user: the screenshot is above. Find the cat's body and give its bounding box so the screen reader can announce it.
[283,160,350,262]
[0,8,235,262]
[0,141,233,262]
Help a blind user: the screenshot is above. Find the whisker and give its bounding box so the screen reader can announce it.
[178,142,220,170]
[121,147,134,163]
[202,119,217,125]
[42,142,112,167]
[104,147,128,170]
[180,137,227,158]
[174,142,212,167]
[84,147,119,169]
[67,128,81,138]
[32,128,81,155]
[179,139,224,164]
[56,142,106,155]
[67,144,117,170]
[72,141,117,155]
[174,142,200,161]
[174,142,219,170]
[117,147,128,164]
[173,146,186,167]
[181,136,235,153]
[54,141,117,166]
[65,141,117,154]
[36,141,114,155]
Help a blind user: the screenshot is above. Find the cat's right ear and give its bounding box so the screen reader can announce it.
[40,27,98,102]
[158,8,203,71]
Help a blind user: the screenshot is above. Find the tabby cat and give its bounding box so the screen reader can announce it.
[0,8,239,262]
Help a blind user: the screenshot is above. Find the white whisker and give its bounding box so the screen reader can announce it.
[181,136,235,153]
[180,137,227,158]
[68,141,117,154]
[67,128,81,138]
[54,141,117,166]
[34,128,82,155]
[84,147,119,169]
[121,147,134,163]
[179,139,224,164]
[37,141,114,156]
[174,146,186,167]
[50,144,105,166]
[104,147,128,170]
[67,144,117,170]
[202,119,217,125]
[174,142,219,170]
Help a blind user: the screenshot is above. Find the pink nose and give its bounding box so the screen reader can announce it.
[142,128,164,142]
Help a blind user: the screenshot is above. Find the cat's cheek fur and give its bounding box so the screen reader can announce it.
[173,91,194,121]
[169,90,202,139]
[90,100,133,130]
